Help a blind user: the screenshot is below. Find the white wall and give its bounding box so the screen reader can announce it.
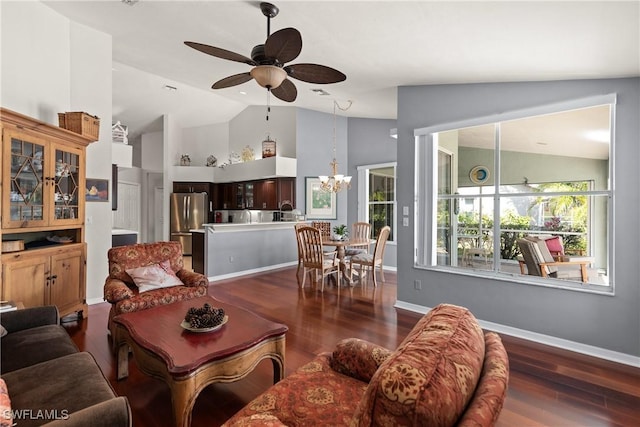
[181,123,229,167]
[163,114,182,240]
[0,2,70,121]
[141,131,163,172]
[229,105,297,160]
[1,2,113,304]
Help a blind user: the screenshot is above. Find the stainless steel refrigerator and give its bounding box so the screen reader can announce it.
[170,193,208,255]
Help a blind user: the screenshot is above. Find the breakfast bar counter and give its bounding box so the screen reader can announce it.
[194,222,298,279]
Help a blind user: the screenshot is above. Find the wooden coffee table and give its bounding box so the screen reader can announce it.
[113,295,288,427]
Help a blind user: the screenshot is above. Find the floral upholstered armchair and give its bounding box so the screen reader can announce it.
[104,241,208,339]
[223,304,509,427]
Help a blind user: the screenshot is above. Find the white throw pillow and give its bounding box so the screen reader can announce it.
[126,260,183,293]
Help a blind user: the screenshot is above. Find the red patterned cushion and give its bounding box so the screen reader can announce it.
[223,414,287,427]
[223,353,368,427]
[330,338,392,383]
[114,284,207,315]
[0,379,12,427]
[354,304,485,427]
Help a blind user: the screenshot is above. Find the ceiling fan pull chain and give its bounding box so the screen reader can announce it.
[266,89,271,121]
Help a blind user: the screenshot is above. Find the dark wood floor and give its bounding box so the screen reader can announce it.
[64,267,640,426]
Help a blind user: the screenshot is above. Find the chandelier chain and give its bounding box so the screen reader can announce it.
[319,100,353,193]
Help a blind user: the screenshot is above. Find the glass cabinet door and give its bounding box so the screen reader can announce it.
[5,134,47,226]
[245,183,254,208]
[52,147,81,222]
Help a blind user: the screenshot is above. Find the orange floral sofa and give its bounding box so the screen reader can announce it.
[103,241,208,339]
[223,304,509,427]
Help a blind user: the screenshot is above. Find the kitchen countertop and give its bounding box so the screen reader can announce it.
[199,222,299,232]
[111,229,139,235]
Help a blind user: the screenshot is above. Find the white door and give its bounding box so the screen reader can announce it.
[113,181,140,232]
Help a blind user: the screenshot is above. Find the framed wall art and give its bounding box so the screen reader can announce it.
[305,177,337,219]
[86,178,109,202]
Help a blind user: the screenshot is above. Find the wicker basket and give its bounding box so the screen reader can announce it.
[58,112,100,140]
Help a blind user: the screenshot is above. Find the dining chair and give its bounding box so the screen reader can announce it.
[311,220,336,257]
[294,223,307,279]
[344,222,372,257]
[297,226,340,291]
[311,221,331,240]
[349,226,391,287]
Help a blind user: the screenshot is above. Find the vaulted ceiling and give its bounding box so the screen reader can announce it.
[43,1,639,140]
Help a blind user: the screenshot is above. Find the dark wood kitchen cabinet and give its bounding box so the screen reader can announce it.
[173,181,210,194]
[217,183,234,209]
[277,178,296,208]
[214,178,296,210]
[256,179,278,210]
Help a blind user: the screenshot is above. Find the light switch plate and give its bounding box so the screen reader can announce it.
[403,206,409,216]
[403,217,409,227]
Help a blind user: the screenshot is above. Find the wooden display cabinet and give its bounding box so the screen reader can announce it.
[1,244,87,317]
[1,108,94,318]
[2,130,85,229]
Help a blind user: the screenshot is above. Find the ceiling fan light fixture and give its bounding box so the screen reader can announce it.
[250,65,287,89]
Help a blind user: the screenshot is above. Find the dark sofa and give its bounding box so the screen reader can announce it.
[0,306,131,427]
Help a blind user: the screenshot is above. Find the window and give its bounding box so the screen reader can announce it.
[358,163,396,242]
[415,95,614,291]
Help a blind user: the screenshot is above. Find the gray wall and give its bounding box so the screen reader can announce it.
[295,108,348,225]
[347,117,398,268]
[397,78,640,356]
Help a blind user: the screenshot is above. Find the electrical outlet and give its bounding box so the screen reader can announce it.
[229,256,234,263]
[86,216,93,225]
[414,279,422,290]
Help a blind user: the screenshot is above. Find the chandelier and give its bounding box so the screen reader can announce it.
[319,100,353,193]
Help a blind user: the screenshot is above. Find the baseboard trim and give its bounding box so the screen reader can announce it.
[87,297,105,306]
[208,261,298,282]
[394,300,640,368]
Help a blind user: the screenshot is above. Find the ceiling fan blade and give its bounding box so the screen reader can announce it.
[285,63,346,84]
[271,79,297,102]
[185,41,256,65]
[212,72,254,89]
[265,28,302,64]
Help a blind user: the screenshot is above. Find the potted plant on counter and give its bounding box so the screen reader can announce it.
[332,224,349,241]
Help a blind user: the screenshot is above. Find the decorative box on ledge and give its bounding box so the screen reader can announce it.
[58,112,100,141]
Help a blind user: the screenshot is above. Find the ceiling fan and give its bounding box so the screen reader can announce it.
[184,2,346,102]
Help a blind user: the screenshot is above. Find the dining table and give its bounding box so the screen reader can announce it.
[322,238,373,285]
